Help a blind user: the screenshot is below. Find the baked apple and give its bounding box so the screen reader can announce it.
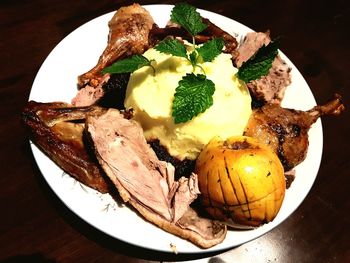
[195,136,286,227]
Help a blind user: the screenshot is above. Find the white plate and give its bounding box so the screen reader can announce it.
[29,5,323,254]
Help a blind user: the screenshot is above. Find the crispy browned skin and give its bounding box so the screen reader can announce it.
[244,94,345,171]
[22,101,109,193]
[202,18,238,59]
[78,4,154,88]
[149,18,238,58]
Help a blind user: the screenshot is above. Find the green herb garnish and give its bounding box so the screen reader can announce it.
[155,37,224,69]
[170,2,207,36]
[154,3,226,123]
[101,2,226,124]
[154,38,188,59]
[196,37,225,62]
[172,73,215,124]
[102,55,155,75]
[237,39,279,83]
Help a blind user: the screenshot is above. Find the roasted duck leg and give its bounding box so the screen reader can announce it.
[22,101,110,193]
[244,94,345,171]
[77,4,154,88]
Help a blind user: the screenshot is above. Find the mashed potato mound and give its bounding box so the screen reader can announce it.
[124,45,252,160]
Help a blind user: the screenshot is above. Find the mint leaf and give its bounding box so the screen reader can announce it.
[102,55,154,74]
[170,2,207,36]
[237,39,279,83]
[197,37,225,62]
[155,38,187,58]
[172,73,215,123]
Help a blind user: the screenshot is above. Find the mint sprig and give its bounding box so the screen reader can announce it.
[172,73,215,124]
[102,55,155,75]
[170,2,207,36]
[237,39,279,83]
[154,38,187,59]
[155,3,226,123]
[155,37,223,72]
[196,37,225,62]
[154,37,223,124]
[101,3,225,124]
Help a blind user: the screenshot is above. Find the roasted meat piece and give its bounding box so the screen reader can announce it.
[73,4,154,107]
[22,101,110,193]
[77,4,154,88]
[235,31,270,68]
[149,140,196,180]
[86,108,227,248]
[235,32,292,105]
[149,18,238,59]
[202,18,238,59]
[244,94,345,171]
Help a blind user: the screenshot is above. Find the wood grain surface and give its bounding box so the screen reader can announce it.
[0,0,349,262]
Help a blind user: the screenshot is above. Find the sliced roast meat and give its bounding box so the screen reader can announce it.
[97,73,130,109]
[149,139,196,180]
[22,101,110,193]
[235,32,292,105]
[71,83,106,107]
[247,55,292,105]
[86,109,227,248]
[72,73,130,108]
[235,31,271,68]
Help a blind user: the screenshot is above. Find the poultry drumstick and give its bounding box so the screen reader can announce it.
[77,4,154,88]
[72,4,154,107]
[244,94,344,171]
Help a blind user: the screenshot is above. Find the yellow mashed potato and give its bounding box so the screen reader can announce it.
[124,44,252,160]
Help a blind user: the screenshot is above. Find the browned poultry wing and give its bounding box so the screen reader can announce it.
[244,94,345,171]
[22,101,110,193]
[77,4,154,88]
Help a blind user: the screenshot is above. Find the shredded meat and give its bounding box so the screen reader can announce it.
[86,109,227,248]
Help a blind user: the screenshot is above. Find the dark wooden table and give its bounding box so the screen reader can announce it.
[1,0,349,262]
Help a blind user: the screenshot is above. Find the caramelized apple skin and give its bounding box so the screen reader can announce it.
[195,136,286,227]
